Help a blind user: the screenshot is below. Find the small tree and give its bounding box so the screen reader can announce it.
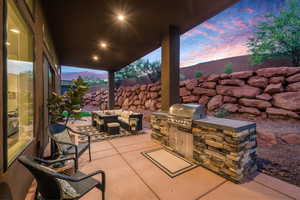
[48,76,88,125]
[224,63,233,74]
[247,0,300,66]
[180,74,187,81]
[195,71,203,78]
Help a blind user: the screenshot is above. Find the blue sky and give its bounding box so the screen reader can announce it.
[62,0,288,74]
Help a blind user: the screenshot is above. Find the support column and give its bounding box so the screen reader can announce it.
[108,71,115,109]
[161,25,180,111]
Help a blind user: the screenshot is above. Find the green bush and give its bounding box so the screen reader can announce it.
[214,108,229,118]
[195,71,203,78]
[224,63,233,74]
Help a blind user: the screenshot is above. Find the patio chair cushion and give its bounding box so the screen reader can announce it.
[39,164,80,199]
[53,129,73,154]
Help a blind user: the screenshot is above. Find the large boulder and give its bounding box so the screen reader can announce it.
[269,76,285,84]
[182,95,199,103]
[201,81,217,89]
[207,95,223,111]
[207,74,220,82]
[180,87,191,97]
[198,96,210,105]
[272,92,300,111]
[216,85,261,98]
[185,79,198,90]
[257,130,277,147]
[239,98,272,109]
[222,103,239,113]
[230,71,253,79]
[193,87,216,97]
[239,106,261,115]
[280,134,300,145]
[266,107,299,119]
[219,79,245,86]
[264,83,284,94]
[286,82,300,92]
[247,76,268,88]
[256,67,299,78]
[286,73,300,83]
[223,96,237,103]
[256,93,272,101]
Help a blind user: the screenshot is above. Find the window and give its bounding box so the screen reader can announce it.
[6,0,34,165]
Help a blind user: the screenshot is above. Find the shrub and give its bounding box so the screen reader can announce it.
[214,108,229,118]
[195,71,203,78]
[224,63,233,74]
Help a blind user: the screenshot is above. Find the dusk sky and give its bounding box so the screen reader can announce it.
[62,0,287,75]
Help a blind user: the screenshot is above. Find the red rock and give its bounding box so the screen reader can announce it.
[256,67,290,78]
[264,83,284,94]
[220,73,230,79]
[207,74,220,82]
[193,87,216,96]
[286,82,300,92]
[247,76,268,88]
[257,130,277,147]
[269,76,285,84]
[201,81,217,89]
[180,87,191,97]
[207,95,223,111]
[140,85,147,90]
[239,106,261,115]
[182,95,199,103]
[223,96,237,103]
[239,98,272,109]
[256,93,272,101]
[185,79,198,90]
[286,73,300,83]
[216,85,261,98]
[280,134,300,145]
[286,67,300,75]
[219,79,245,86]
[222,103,239,113]
[266,107,299,119]
[197,76,207,83]
[230,71,253,79]
[150,92,159,99]
[198,96,210,105]
[150,85,161,92]
[273,92,300,111]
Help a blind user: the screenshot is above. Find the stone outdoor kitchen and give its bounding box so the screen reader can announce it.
[83,66,300,182]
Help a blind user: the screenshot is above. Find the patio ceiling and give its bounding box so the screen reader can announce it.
[42,0,239,71]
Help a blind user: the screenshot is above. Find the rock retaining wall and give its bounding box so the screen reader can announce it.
[84,67,300,120]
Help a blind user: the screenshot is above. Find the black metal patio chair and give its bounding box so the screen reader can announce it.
[48,124,92,170]
[18,156,105,200]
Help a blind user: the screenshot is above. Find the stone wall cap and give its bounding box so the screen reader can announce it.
[193,116,256,132]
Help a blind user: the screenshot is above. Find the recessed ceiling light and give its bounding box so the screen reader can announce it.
[117,14,125,21]
[10,29,20,34]
[100,42,107,48]
[92,55,99,61]
[6,42,10,46]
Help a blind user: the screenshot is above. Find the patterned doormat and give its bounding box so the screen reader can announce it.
[75,125,144,143]
[142,148,198,178]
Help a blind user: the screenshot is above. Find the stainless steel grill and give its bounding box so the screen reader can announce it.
[168,104,206,129]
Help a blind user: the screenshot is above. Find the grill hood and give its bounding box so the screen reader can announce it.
[169,104,206,120]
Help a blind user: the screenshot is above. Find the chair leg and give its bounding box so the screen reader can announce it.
[89,145,92,162]
[75,156,78,171]
[102,190,105,200]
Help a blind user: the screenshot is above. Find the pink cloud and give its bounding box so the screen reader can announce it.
[249,15,265,26]
[223,23,239,30]
[201,23,226,34]
[244,8,255,13]
[182,28,220,41]
[234,20,248,29]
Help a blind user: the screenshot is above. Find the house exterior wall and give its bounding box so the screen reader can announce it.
[0,0,60,199]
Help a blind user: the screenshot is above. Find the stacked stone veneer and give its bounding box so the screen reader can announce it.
[150,112,257,183]
[192,121,257,182]
[84,67,300,120]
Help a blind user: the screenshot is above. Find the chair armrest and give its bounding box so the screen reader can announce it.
[34,157,76,166]
[70,170,106,182]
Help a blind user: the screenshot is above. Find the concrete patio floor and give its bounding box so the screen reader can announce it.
[73,131,299,200]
